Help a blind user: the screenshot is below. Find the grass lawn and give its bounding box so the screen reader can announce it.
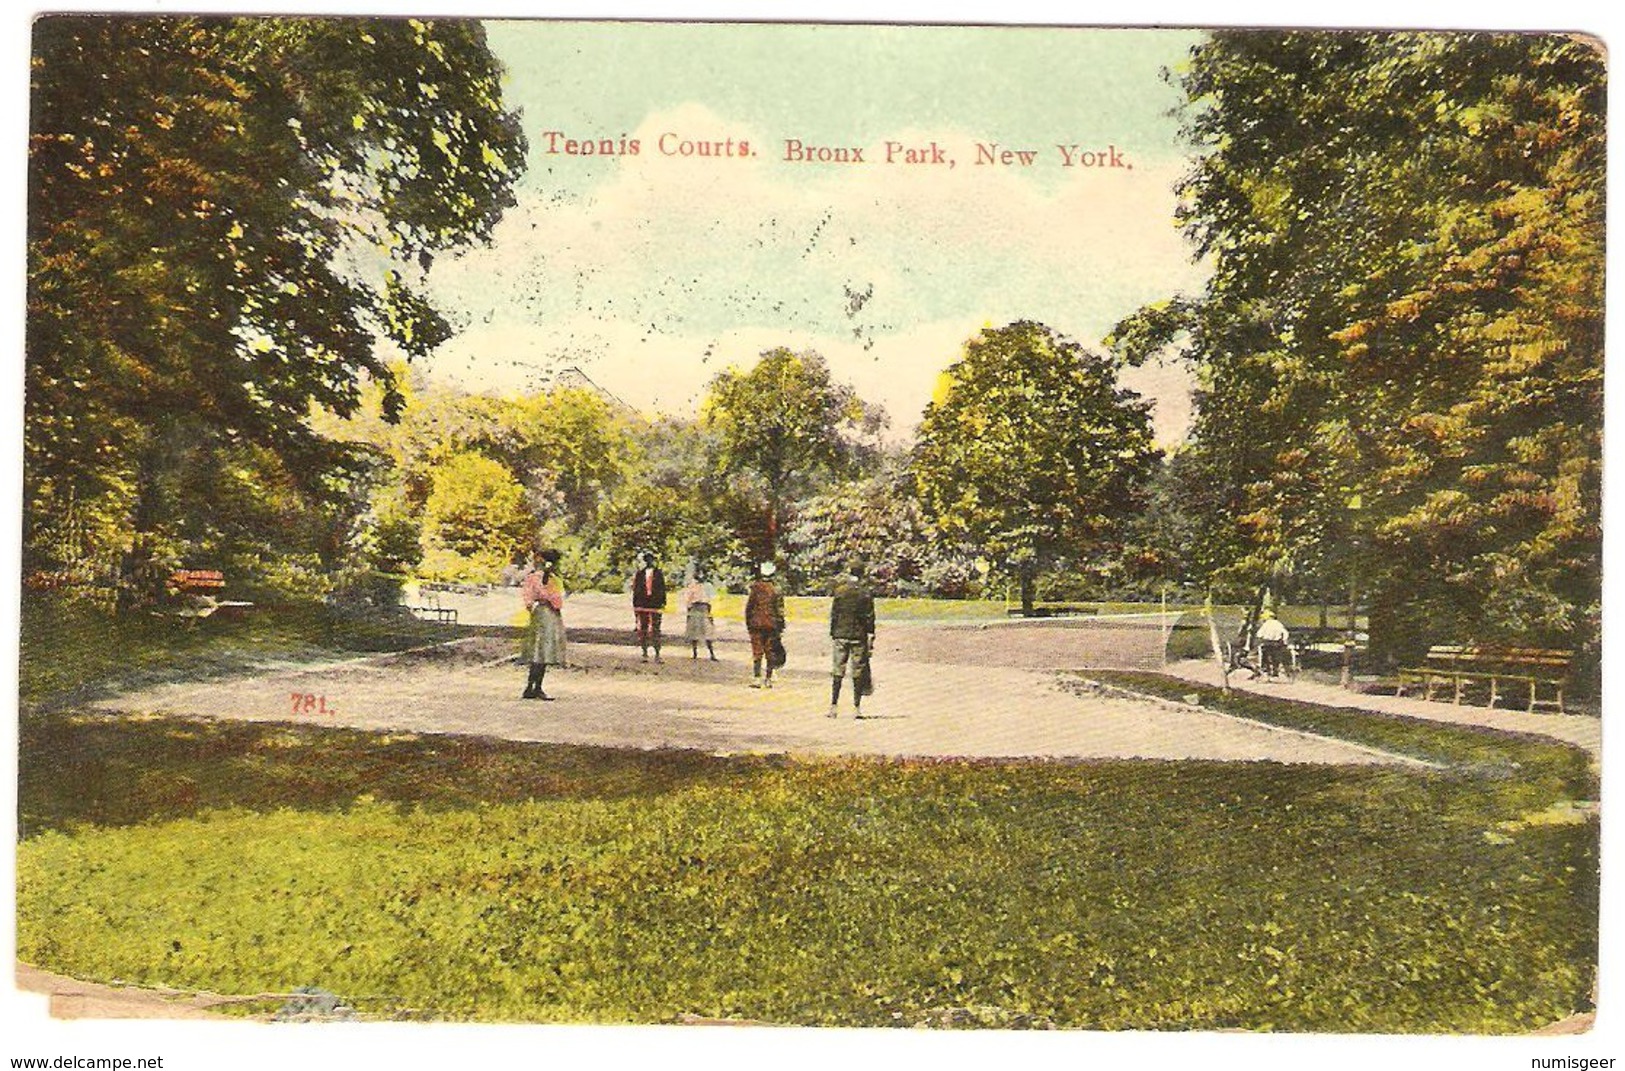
[16,682,1598,1030]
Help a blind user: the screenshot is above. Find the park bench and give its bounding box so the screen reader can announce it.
[1395,645,1572,714]
[1006,604,1099,618]
[167,569,255,620]
[408,605,459,625]
[420,580,493,597]
[1287,626,1369,672]
[1292,626,1367,657]
[407,583,460,625]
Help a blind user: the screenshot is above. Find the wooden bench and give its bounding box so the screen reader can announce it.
[1006,604,1099,618]
[408,583,460,625]
[1292,626,1367,656]
[170,568,226,594]
[420,580,493,597]
[167,569,255,619]
[1396,645,1572,714]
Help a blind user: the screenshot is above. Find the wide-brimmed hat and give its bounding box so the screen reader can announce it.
[759,561,777,577]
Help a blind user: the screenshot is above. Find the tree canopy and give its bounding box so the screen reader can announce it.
[25,16,527,594]
[914,322,1159,612]
[1111,31,1604,662]
[700,348,886,559]
[421,450,532,577]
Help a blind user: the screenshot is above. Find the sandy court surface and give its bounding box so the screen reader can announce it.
[89,592,1423,767]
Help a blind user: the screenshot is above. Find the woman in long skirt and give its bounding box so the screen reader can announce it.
[680,566,718,661]
[521,549,566,700]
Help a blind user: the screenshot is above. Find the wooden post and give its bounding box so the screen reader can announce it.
[1205,592,1230,694]
[1342,494,1362,690]
[1161,586,1170,667]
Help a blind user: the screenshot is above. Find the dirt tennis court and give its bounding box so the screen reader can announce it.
[88,592,1427,767]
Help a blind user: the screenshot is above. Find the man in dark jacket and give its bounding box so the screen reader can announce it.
[828,562,876,718]
[745,561,785,688]
[631,551,667,662]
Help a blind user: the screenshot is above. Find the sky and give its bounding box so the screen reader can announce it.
[420,21,1210,443]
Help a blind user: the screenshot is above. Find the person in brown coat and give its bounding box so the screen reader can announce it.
[744,561,785,689]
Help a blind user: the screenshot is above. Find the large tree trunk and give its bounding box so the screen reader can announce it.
[1206,590,1231,694]
[116,525,163,613]
[1019,564,1036,615]
[115,436,171,612]
[1242,584,1268,650]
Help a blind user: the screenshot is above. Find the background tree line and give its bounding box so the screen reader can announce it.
[309,328,1161,611]
[23,15,1159,613]
[25,20,1602,683]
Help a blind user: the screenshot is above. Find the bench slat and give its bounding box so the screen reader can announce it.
[1402,643,1569,714]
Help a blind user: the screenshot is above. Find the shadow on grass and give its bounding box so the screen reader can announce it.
[18,711,791,838]
[17,727,1600,1031]
[17,665,1601,1030]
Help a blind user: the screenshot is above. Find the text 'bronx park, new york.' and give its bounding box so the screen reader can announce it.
[18,18,1602,1031]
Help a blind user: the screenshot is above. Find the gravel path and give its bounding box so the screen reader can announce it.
[1161,658,1601,762]
[89,594,1421,768]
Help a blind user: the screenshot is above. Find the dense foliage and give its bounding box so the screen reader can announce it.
[320,345,1030,597]
[26,16,526,601]
[915,322,1160,611]
[26,22,1601,678]
[701,348,888,560]
[781,464,982,597]
[1111,31,1604,668]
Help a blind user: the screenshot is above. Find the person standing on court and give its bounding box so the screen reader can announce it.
[631,550,667,663]
[745,561,785,688]
[521,549,566,700]
[680,564,719,661]
[828,561,875,718]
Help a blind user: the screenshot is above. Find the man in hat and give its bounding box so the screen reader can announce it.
[744,561,785,688]
[828,561,876,717]
[1256,609,1291,680]
[631,550,667,663]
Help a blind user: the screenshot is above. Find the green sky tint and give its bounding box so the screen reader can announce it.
[487,20,1202,188]
[424,21,1210,440]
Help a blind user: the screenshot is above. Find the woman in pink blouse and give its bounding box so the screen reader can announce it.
[520,549,566,700]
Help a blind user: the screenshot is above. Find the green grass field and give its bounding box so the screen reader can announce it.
[16,684,1598,1030]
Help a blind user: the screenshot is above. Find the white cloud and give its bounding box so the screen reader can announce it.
[425,102,1207,443]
